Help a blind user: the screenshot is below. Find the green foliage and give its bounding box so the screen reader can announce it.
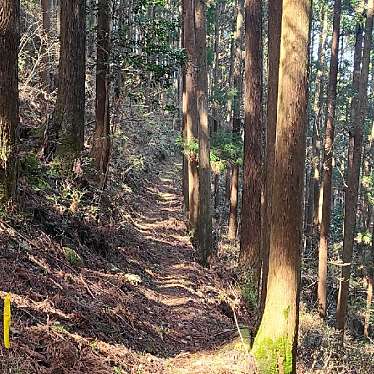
[63,247,82,266]
[112,0,184,97]
[113,367,123,374]
[240,273,257,310]
[51,321,70,334]
[355,231,372,246]
[176,130,243,174]
[20,153,51,192]
[211,130,243,166]
[176,135,199,156]
[362,173,374,206]
[330,203,344,244]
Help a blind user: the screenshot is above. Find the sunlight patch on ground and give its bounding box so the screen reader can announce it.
[166,338,256,374]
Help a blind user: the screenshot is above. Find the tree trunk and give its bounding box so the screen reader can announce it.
[306,7,328,246]
[92,0,111,187]
[184,0,199,235]
[211,2,221,212]
[240,0,263,289]
[261,0,282,314]
[43,0,86,169]
[336,0,373,333]
[181,0,189,212]
[0,0,19,205]
[228,0,244,240]
[317,0,341,318]
[195,0,212,265]
[364,222,374,338]
[251,0,310,371]
[41,0,51,31]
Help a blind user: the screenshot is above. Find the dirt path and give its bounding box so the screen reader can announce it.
[126,164,236,357]
[126,163,254,373]
[1,160,252,374]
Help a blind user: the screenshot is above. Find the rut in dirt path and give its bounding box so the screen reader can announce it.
[127,164,235,358]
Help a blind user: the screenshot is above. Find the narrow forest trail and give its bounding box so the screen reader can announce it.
[125,162,236,355]
[124,160,253,373]
[1,156,254,374]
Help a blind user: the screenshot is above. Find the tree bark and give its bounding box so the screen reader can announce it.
[228,0,244,240]
[336,0,373,333]
[0,0,19,205]
[41,0,51,31]
[251,0,310,371]
[364,222,374,338]
[43,0,86,169]
[92,0,111,187]
[240,0,263,289]
[181,0,189,212]
[261,0,282,314]
[184,0,199,234]
[306,7,328,246]
[195,0,212,265]
[317,0,341,318]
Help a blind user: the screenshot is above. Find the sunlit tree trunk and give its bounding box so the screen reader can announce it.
[184,0,199,234]
[317,0,341,318]
[181,0,189,212]
[195,0,212,265]
[212,2,221,212]
[228,0,244,240]
[306,7,328,247]
[240,0,263,289]
[0,0,19,205]
[43,0,86,169]
[336,0,373,333]
[252,1,310,371]
[92,0,111,187]
[364,222,374,338]
[261,0,282,313]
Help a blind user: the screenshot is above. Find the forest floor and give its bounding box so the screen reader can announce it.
[0,161,253,374]
[1,106,373,373]
[0,107,255,374]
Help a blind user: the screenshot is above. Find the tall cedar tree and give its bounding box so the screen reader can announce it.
[317,0,341,318]
[240,0,262,289]
[0,0,19,204]
[337,0,373,333]
[181,0,189,211]
[335,22,364,329]
[43,0,86,168]
[92,0,111,186]
[306,7,328,243]
[261,0,282,312]
[195,0,212,265]
[251,0,310,371]
[212,2,221,211]
[365,222,374,337]
[228,0,244,240]
[183,0,199,234]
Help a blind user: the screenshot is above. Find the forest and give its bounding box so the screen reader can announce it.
[0,0,373,373]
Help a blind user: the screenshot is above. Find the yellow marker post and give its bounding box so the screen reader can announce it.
[4,293,11,349]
